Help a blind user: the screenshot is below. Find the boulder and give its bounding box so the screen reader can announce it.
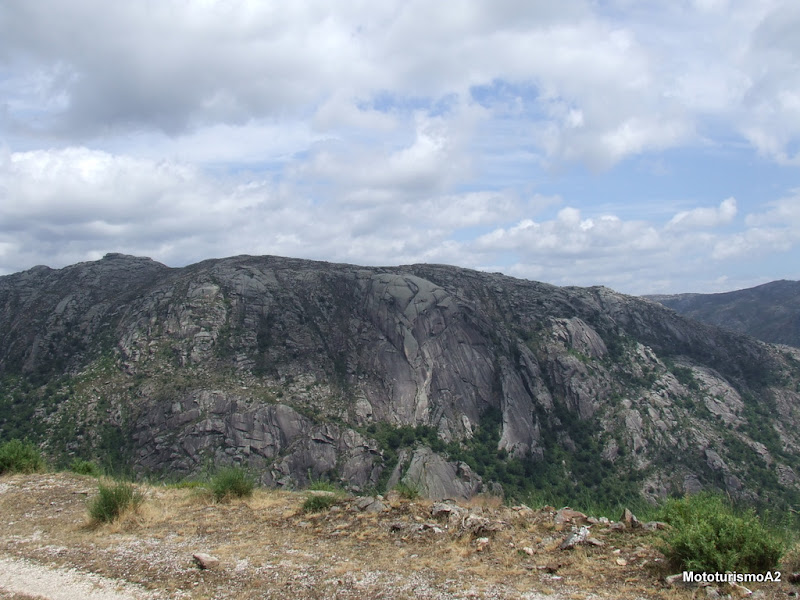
[193,553,220,570]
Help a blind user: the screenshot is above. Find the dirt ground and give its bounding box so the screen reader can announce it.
[0,473,795,599]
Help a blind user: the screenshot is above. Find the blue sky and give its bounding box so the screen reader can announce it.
[1,0,799,294]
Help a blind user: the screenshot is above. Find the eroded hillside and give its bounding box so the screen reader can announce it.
[1,254,800,508]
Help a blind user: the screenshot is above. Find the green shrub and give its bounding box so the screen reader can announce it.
[302,493,338,513]
[88,481,143,523]
[210,467,254,501]
[657,492,784,572]
[0,439,45,474]
[308,478,340,493]
[393,481,420,500]
[69,458,102,477]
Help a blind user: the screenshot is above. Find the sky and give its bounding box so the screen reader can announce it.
[1,1,800,295]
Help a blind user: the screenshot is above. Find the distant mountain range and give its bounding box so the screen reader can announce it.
[647,280,800,348]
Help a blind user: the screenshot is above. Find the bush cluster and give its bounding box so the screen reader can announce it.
[657,492,784,573]
[210,466,254,501]
[301,493,338,513]
[69,458,102,477]
[88,481,143,523]
[0,439,45,474]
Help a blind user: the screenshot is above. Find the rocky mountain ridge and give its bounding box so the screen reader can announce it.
[1,254,799,508]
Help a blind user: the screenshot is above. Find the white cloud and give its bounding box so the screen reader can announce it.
[745,192,800,227]
[0,0,711,168]
[2,145,799,294]
[0,148,263,269]
[476,207,665,259]
[298,111,475,197]
[667,197,738,229]
[2,1,800,294]
[712,228,795,260]
[0,146,535,276]
[711,192,800,259]
[2,0,799,169]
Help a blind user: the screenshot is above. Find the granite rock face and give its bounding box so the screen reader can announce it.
[400,446,482,500]
[1,254,799,504]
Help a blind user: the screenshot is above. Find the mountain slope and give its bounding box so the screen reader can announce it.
[1,254,800,509]
[648,280,800,348]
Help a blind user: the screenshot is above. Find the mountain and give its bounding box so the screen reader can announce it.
[648,280,800,348]
[2,253,800,510]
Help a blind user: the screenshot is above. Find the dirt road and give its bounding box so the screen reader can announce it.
[0,556,155,600]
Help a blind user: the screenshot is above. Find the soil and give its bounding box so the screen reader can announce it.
[0,473,794,599]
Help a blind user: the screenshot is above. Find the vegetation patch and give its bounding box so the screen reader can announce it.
[393,481,420,500]
[307,477,342,494]
[167,479,205,489]
[663,358,701,391]
[0,375,64,443]
[657,492,784,573]
[364,406,644,513]
[365,422,445,492]
[0,439,46,474]
[88,481,144,523]
[301,493,338,513]
[210,466,255,501]
[69,458,102,477]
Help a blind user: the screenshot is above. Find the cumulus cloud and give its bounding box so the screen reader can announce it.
[0,146,536,275]
[468,195,800,292]
[737,3,800,164]
[0,147,265,269]
[2,1,800,294]
[711,192,800,260]
[667,197,738,229]
[1,146,798,294]
[0,0,725,166]
[476,207,664,259]
[745,192,800,227]
[3,0,799,168]
[301,113,468,196]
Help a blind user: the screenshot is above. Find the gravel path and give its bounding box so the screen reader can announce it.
[0,556,156,600]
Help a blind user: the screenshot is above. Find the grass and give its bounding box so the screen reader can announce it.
[5,471,797,599]
[393,481,421,500]
[0,439,45,474]
[301,493,339,513]
[307,478,341,493]
[69,458,102,477]
[88,481,144,523]
[781,541,800,574]
[301,474,346,512]
[656,492,785,572]
[210,466,255,501]
[524,489,659,523]
[167,479,205,489]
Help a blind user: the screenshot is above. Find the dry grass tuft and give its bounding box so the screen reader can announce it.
[464,493,504,511]
[780,540,800,573]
